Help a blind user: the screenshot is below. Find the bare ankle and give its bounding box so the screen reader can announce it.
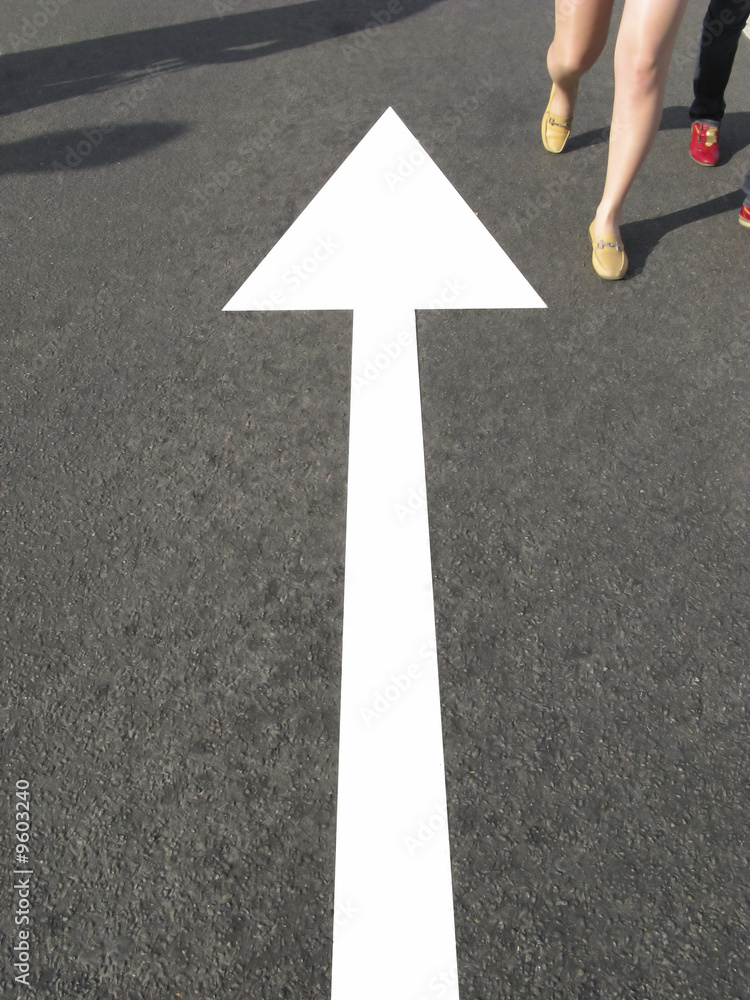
[593,210,621,237]
[549,79,579,117]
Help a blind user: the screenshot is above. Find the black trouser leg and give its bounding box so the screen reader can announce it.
[690,0,750,122]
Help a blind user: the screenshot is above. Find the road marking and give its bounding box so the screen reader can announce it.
[225,107,545,1000]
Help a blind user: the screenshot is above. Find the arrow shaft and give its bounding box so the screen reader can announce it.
[331,307,459,1000]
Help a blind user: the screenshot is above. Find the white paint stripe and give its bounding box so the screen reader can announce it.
[331,306,458,1000]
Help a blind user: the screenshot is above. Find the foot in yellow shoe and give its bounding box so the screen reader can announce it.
[542,84,573,153]
[589,221,628,280]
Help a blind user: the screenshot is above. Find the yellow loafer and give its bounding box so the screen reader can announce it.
[589,221,628,280]
[541,84,573,153]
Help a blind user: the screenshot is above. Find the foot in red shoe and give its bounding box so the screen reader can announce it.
[740,204,750,229]
[689,121,720,166]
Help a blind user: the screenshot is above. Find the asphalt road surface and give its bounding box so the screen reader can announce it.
[1,1,748,998]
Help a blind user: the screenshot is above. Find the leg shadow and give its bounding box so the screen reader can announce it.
[622,188,745,275]
[0,123,188,176]
[660,105,750,162]
[565,107,750,160]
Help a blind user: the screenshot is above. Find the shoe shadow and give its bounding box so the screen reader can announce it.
[621,188,746,276]
[659,104,695,131]
[565,127,609,153]
[565,107,750,161]
[660,105,750,163]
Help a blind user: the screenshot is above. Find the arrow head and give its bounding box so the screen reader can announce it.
[224,107,545,311]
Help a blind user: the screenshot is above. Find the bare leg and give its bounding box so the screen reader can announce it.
[592,0,690,240]
[547,0,617,119]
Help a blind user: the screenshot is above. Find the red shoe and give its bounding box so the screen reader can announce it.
[740,204,750,229]
[689,121,720,166]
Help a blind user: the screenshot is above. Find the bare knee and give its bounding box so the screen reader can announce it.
[549,37,605,80]
[615,51,662,98]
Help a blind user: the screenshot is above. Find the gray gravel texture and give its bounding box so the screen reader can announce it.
[1,1,748,998]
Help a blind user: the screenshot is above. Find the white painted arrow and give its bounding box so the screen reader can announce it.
[225,107,545,1000]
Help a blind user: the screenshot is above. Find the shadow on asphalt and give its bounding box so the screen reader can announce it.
[568,107,750,159]
[622,187,746,276]
[0,122,188,175]
[565,127,609,153]
[0,0,449,116]
[661,105,750,161]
